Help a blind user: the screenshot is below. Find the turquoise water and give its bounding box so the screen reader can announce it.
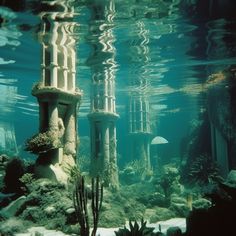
[1,1,236,235]
[0,1,236,174]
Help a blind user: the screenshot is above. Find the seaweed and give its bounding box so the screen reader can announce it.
[186,154,221,186]
[114,219,159,236]
[73,175,103,236]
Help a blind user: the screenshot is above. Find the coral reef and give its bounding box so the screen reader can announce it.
[25,131,61,155]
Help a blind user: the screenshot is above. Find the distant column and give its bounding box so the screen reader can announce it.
[87,0,119,189]
[127,21,152,171]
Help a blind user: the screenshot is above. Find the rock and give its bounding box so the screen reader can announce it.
[169,196,189,217]
[49,163,68,185]
[0,192,15,202]
[166,226,182,236]
[44,205,56,215]
[171,196,187,205]
[144,208,157,221]
[148,218,186,234]
[100,206,126,227]
[148,207,176,223]
[0,218,29,235]
[192,198,211,210]
[226,170,236,186]
[65,207,75,214]
[169,202,189,218]
[14,226,71,236]
[0,196,26,218]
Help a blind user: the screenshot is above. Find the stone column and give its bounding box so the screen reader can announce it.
[31,1,82,184]
[64,104,76,157]
[50,21,59,88]
[87,0,119,189]
[126,20,152,171]
[48,101,58,132]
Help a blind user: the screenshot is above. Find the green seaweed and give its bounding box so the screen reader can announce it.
[114,219,156,236]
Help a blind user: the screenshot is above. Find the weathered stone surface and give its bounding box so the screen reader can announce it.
[0,196,26,218]
[226,170,236,185]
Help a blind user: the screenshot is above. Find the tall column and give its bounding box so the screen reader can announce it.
[48,101,58,132]
[50,21,59,88]
[30,1,82,184]
[87,0,119,189]
[64,104,77,156]
[127,21,152,171]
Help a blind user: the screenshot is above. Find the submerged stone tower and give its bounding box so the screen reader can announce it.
[127,21,152,171]
[32,1,82,183]
[128,94,151,170]
[87,0,119,189]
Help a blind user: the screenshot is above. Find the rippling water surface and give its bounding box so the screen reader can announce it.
[0,0,236,160]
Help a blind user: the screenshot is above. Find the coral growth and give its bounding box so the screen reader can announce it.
[25,131,61,155]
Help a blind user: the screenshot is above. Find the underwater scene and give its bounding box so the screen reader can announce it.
[0,0,236,235]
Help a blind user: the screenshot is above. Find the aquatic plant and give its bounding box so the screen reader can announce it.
[91,176,103,236]
[159,176,173,201]
[19,173,35,193]
[120,160,148,184]
[158,166,179,203]
[73,175,103,236]
[0,218,30,235]
[186,154,221,186]
[64,164,81,184]
[25,131,61,154]
[73,175,89,236]
[19,173,34,185]
[127,160,146,177]
[114,219,157,236]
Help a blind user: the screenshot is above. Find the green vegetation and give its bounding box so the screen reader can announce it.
[181,154,221,186]
[115,219,162,236]
[64,164,81,184]
[159,166,179,202]
[73,175,103,236]
[19,173,34,186]
[120,159,153,184]
[25,131,61,154]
